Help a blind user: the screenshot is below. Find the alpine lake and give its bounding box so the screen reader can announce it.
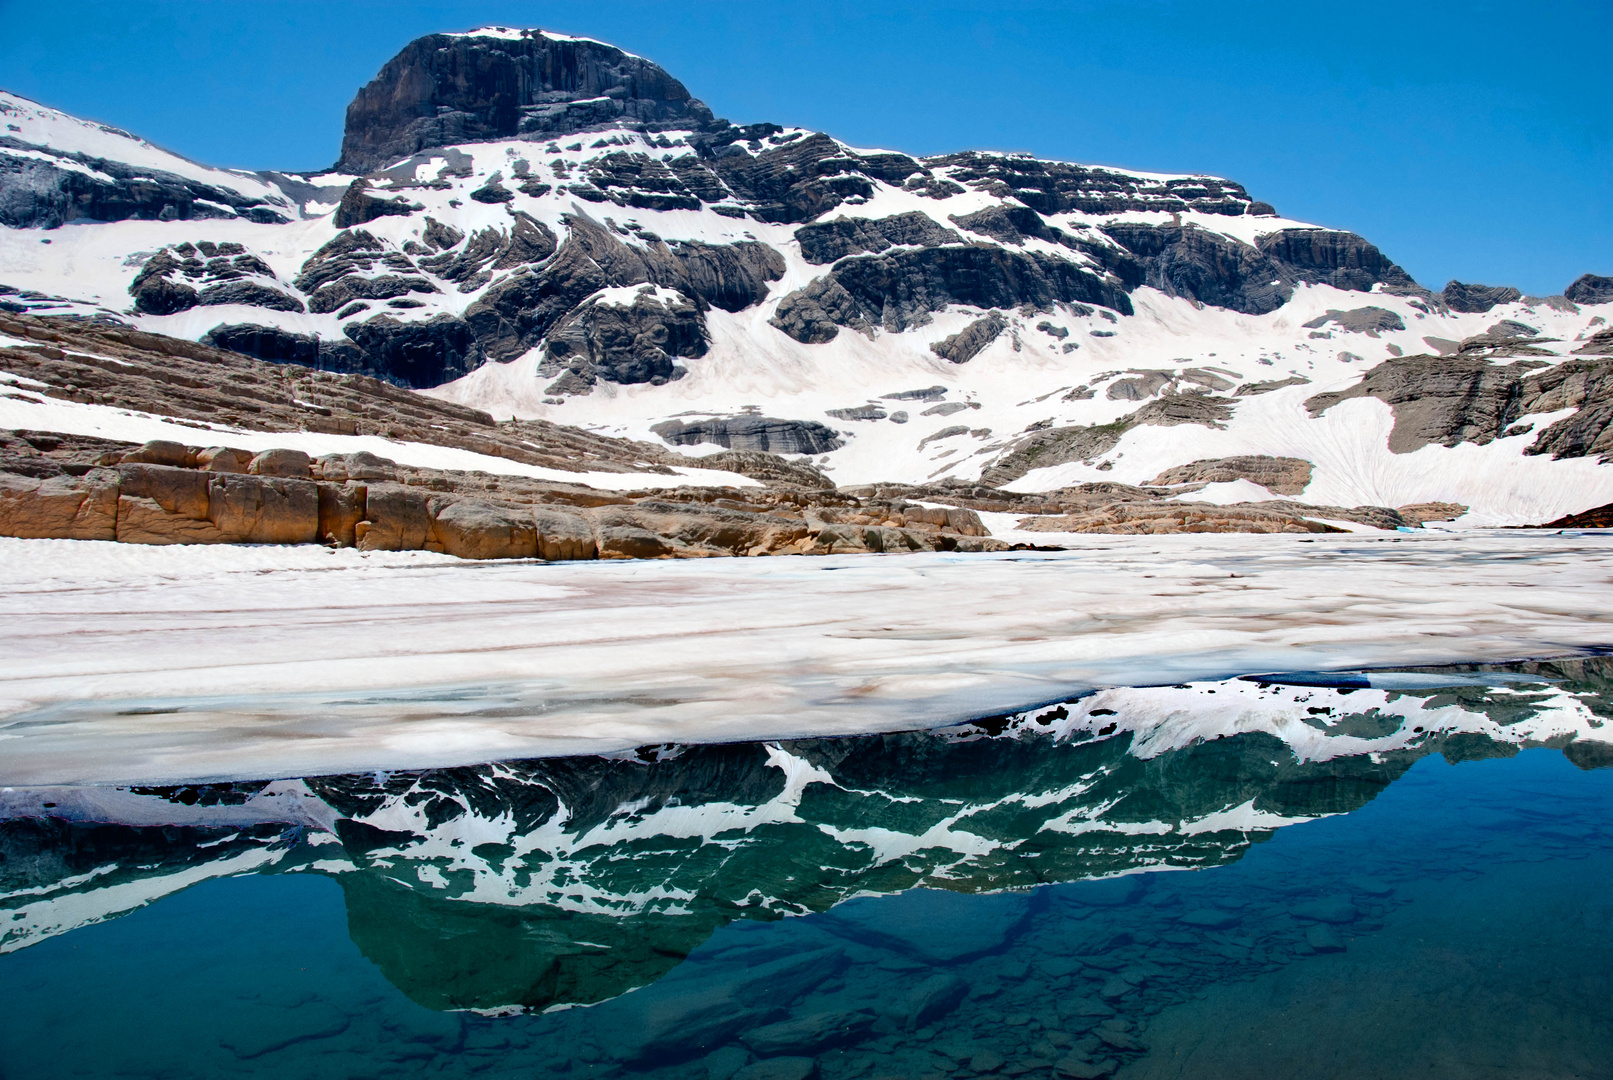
[3,658,1611,1080]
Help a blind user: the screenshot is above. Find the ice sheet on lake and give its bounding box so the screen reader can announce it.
[1,530,1611,785]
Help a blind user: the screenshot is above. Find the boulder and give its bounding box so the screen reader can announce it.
[894,974,969,1031]
[196,446,252,473]
[115,463,210,520]
[248,448,313,479]
[0,471,118,540]
[430,499,538,560]
[534,507,599,561]
[357,486,431,551]
[741,1010,875,1056]
[118,440,194,468]
[931,313,1006,363]
[314,451,397,482]
[207,474,321,544]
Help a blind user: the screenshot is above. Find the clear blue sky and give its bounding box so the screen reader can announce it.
[2,0,1607,295]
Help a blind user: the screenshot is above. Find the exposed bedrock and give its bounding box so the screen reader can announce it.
[1302,307,1406,335]
[0,434,1003,558]
[930,313,1006,364]
[336,31,718,174]
[927,151,1259,217]
[652,416,845,455]
[770,245,1133,344]
[1148,456,1315,496]
[1255,229,1418,293]
[0,147,290,230]
[980,395,1235,486]
[465,213,782,361]
[129,247,305,317]
[705,131,922,225]
[1441,280,1523,314]
[1099,224,1289,315]
[1305,353,1613,460]
[416,211,558,292]
[1017,502,1345,535]
[1565,274,1613,306]
[208,313,488,391]
[293,229,439,315]
[794,212,961,264]
[342,314,485,387]
[540,286,706,391]
[331,178,424,229]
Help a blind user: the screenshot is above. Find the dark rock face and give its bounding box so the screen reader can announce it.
[1305,355,1531,452]
[707,131,921,225]
[949,205,1060,246]
[343,314,484,386]
[336,30,718,173]
[771,245,1132,344]
[200,323,368,376]
[331,179,423,229]
[130,245,305,316]
[1306,353,1613,462]
[929,152,1258,216]
[1303,307,1407,335]
[416,211,558,292]
[930,313,1006,363]
[1442,280,1522,313]
[0,141,291,229]
[1101,224,1288,315]
[653,416,845,455]
[980,395,1235,486]
[293,230,438,314]
[794,212,960,264]
[466,213,781,361]
[1255,229,1418,293]
[1566,274,1613,305]
[541,286,705,391]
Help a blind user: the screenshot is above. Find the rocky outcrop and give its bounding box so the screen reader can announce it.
[794,212,960,264]
[331,179,423,229]
[1305,355,1534,453]
[2,312,690,473]
[1303,307,1406,335]
[0,133,291,229]
[1148,456,1314,496]
[930,313,1006,363]
[1565,274,1613,305]
[1442,280,1522,313]
[336,30,719,174]
[705,131,922,225]
[465,213,782,362]
[415,211,557,291]
[342,313,484,387]
[771,245,1132,344]
[980,395,1235,486]
[540,286,704,391]
[0,433,1002,558]
[1099,224,1287,315]
[130,244,305,317]
[1535,502,1613,528]
[1257,229,1418,293]
[928,152,1259,216]
[652,416,845,455]
[1017,502,1346,534]
[292,230,437,315]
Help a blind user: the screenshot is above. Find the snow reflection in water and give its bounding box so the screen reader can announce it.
[2,658,1611,1077]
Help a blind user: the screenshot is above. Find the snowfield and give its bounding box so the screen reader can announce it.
[1,529,1609,786]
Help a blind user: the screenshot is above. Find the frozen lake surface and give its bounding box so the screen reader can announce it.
[2,530,1611,785]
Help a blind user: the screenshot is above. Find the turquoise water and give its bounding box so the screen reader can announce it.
[3,668,1612,1079]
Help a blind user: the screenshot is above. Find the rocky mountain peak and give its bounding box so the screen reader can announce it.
[335,28,719,174]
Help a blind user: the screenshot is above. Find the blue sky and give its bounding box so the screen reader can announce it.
[1,0,1607,295]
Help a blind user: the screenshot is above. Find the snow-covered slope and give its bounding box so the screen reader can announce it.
[2,27,1611,524]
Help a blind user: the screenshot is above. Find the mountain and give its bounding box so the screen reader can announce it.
[2,26,1612,525]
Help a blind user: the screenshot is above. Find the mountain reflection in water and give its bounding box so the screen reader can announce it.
[5,657,1610,1020]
